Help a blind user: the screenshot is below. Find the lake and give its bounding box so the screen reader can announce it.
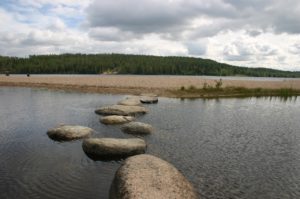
[0,87,300,199]
[9,74,300,81]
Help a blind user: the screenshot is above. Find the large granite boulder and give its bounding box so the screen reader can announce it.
[95,105,148,116]
[47,125,93,141]
[121,122,153,135]
[118,97,142,106]
[100,115,135,125]
[110,154,198,199]
[82,138,146,160]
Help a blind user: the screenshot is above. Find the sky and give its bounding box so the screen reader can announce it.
[0,0,300,71]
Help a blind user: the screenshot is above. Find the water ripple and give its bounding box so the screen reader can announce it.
[1,87,300,199]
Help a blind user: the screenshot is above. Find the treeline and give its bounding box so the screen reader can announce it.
[0,53,299,77]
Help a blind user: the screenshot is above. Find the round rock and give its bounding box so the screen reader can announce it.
[141,93,158,97]
[121,122,153,135]
[110,154,198,199]
[47,125,93,141]
[82,138,146,160]
[118,97,142,106]
[100,115,134,125]
[140,96,158,104]
[95,105,148,116]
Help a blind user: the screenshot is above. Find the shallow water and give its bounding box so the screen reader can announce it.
[0,87,300,199]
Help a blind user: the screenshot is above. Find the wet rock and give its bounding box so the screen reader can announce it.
[118,97,142,106]
[100,115,134,125]
[141,93,158,97]
[121,122,153,135]
[95,105,148,116]
[47,125,93,141]
[82,138,146,160]
[110,154,198,199]
[140,94,158,104]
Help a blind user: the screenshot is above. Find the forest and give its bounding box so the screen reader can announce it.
[0,53,299,77]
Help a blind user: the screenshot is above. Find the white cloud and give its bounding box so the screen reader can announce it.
[0,0,300,71]
[289,44,300,55]
[17,0,90,8]
[88,27,136,42]
[186,40,207,56]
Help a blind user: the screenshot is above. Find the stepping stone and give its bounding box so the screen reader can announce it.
[121,122,153,135]
[100,115,134,125]
[82,138,146,160]
[140,94,158,104]
[110,154,198,199]
[47,125,93,141]
[95,105,148,116]
[118,97,142,106]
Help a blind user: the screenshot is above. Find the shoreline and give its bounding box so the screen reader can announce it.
[0,81,164,96]
[1,75,300,98]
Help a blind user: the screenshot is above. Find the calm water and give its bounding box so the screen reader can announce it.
[10,74,300,81]
[1,87,300,199]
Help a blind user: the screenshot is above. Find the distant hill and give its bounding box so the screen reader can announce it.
[1,53,299,77]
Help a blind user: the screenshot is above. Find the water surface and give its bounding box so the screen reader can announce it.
[9,74,300,81]
[0,87,300,199]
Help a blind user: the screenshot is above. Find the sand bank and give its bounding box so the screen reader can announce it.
[1,75,300,98]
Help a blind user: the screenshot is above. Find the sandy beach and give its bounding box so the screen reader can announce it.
[1,75,300,97]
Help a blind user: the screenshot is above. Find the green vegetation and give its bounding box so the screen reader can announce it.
[0,53,300,77]
[173,81,300,98]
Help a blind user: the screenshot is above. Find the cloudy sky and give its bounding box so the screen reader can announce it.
[1,0,300,71]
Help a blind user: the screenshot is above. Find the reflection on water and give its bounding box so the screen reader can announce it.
[181,96,298,103]
[0,87,300,199]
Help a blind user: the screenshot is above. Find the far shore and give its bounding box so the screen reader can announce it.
[1,75,300,98]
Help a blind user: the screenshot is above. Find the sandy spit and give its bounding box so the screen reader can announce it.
[1,75,300,97]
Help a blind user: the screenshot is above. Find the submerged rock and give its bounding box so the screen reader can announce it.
[121,122,153,135]
[47,125,93,141]
[110,154,198,199]
[100,115,134,125]
[82,138,146,160]
[95,105,148,116]
[118,97,142,106]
